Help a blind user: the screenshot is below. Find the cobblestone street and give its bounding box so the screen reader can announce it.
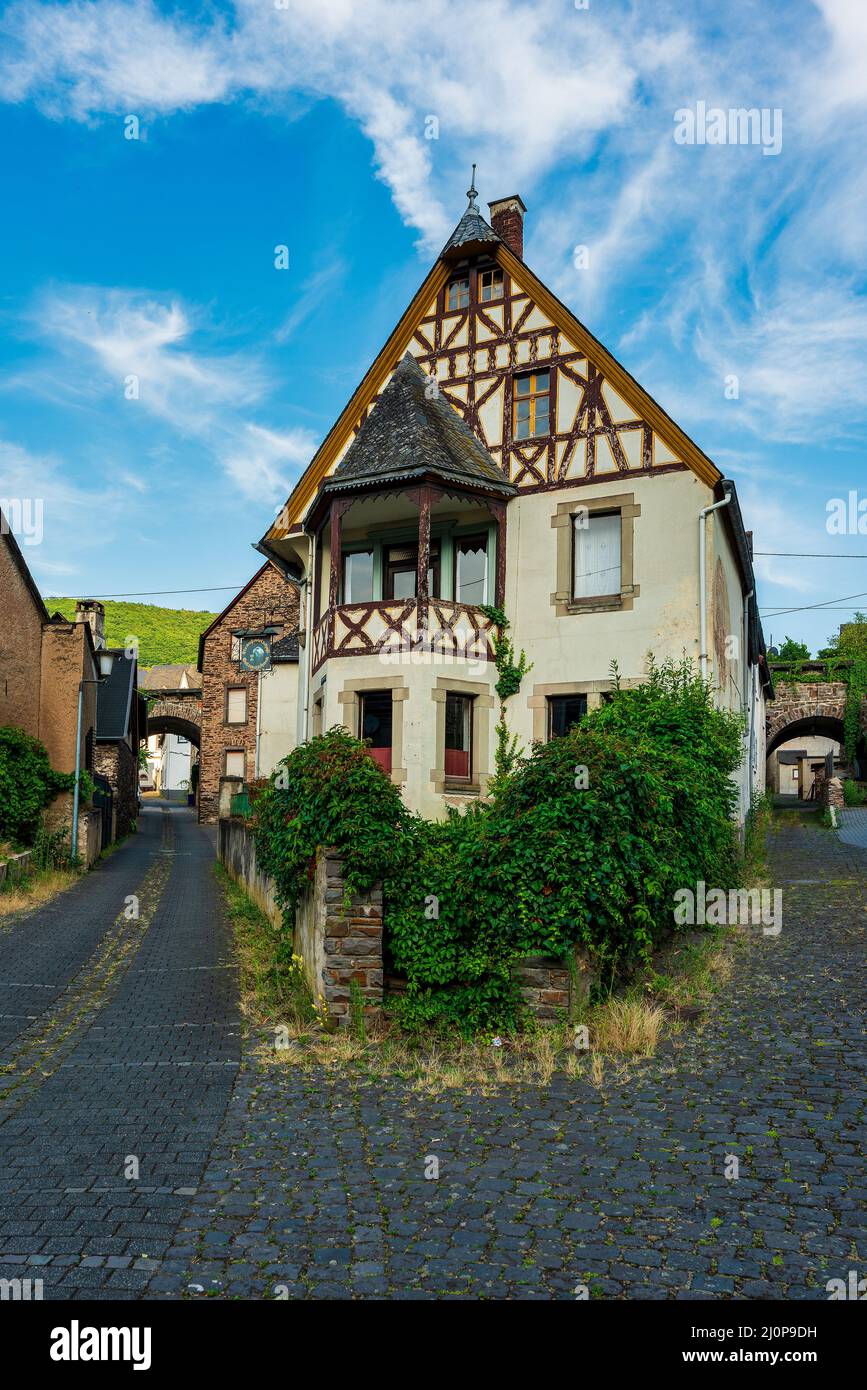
[0,805,863,1300]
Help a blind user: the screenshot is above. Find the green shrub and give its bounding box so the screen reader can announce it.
[0,727,75,847]
[251,659,746,1037]
[843,779,867,807]
[251,727,411,910]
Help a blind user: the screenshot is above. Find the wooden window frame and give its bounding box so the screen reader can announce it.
[383,541,440,601]
[224,749,246,778]
[546,692,588,741]
[478,267,503,303]
[224,685,248,726]
[444,691,474,784]
[512,369,550,440]
[446,276,470,311]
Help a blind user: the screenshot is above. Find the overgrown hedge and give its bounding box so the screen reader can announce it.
[0,726,76,847]
[251,659,745,1034]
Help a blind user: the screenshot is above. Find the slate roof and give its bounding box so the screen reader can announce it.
[96,650,137,741]
[442,205,500,254]
[271,631,299,664]
[139,663,200,691]
[323,354,514,499]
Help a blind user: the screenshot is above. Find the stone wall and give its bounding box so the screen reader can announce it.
[218,818,383,1027]
[512,949,595,1021]
[0,529,45,738]
[94,740,139,838]
[199,563,299,823]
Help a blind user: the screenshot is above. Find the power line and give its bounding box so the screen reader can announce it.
[754,550,867,559]
[44,584,247,600]
[760,588,867,617]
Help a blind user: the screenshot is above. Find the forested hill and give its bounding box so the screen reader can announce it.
[48,599,218,668]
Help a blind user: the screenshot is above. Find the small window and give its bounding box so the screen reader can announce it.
[445,693,473,781]
[359,691,393,774]
[513,370,550,439]
[343,549,374,603]
[573,512,621,599]
[226,687,247,724]
[454,534,488,605]
[547,694,587,740]
[384,542,439,600]
[225,750,245,778]
[447,276,469,310]
[478,268,503,303]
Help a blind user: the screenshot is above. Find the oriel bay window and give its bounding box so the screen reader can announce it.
[444,692,473,781]
[342,548,374,603]
[573,511,621,599]
[454,533,488,605]
[359,690,393,774]
[513,369,550,439]
[384,541,440,600]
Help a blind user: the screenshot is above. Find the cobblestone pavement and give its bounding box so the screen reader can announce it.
[0,809,863,1301]
[836,806,867,850]
[0,802,241,1300]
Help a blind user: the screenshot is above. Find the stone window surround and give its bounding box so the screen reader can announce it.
[224,684,248,726]
[337,674,408,786]
[550,491,641,616]
[224,748,246,777]
[430,676,495,796]
[528,681,609,744]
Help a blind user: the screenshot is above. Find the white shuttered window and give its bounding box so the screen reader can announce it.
[225,750,245,778]
[573,512,621,599]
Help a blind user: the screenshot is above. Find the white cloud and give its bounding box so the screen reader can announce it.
[222,421,318,503]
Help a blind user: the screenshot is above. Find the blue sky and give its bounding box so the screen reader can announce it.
[0,0,865,653]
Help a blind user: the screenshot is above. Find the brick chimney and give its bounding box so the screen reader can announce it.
[75,599,106,648]
[488,195,527,258]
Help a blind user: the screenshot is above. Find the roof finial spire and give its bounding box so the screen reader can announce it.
[466,163,479,212]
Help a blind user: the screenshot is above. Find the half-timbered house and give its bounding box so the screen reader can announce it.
[257,182,772,820]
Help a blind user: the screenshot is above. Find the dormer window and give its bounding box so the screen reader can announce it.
[478,268,503,303]
[447,276,470,311]
[513,369,550,439]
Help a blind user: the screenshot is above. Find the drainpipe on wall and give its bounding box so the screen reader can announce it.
[743,587,754,807]
[301,534,315,742]
[698,489,732,681]
[255,668,263,779]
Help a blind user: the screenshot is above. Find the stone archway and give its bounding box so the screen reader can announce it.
[146,691,202,747]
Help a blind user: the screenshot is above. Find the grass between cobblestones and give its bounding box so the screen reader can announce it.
[217,862,748,1095]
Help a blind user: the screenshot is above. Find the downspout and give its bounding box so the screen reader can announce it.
[743,587,754,808]
[301,532,314,742]
[254,668,262,779]
[70,681,84,861]
[698,489,732,681]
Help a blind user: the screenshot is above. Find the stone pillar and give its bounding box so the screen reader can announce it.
[319,851,384,1026]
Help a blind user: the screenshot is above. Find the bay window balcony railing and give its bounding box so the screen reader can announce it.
[311,597,497,674]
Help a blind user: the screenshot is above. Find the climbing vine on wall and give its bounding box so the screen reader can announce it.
[478,604,533,788]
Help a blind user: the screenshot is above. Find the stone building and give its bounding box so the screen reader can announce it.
[254,184,773,822]
[1,514,102,860]
[94,639,146,839]
[197,562,299,822]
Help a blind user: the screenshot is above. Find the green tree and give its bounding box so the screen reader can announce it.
[776,636,811,662]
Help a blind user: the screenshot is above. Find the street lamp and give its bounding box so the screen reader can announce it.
[71,648,116,861]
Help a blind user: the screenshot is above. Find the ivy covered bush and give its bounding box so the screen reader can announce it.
[251,659,745,1035]
[252,728,411,910]
[0,726,75,848]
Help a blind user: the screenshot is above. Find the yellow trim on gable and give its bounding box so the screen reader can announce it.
[266,261,451,537]
[265,238,721,540]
